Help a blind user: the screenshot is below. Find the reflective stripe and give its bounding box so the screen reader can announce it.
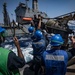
[33,42,43,44]
[46,55,64,61]
[51,40,63,44]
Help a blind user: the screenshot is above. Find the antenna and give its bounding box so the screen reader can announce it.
[25,0,29,13]
[32,0,38,11]
[25,0,29,7]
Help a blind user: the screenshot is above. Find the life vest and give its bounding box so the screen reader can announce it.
[0,47,20,75]
[43,49,68,75]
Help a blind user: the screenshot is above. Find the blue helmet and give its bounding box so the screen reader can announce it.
[50,34,64,46]
[28,26,34,33]
[0,27,5,33]
[34,30,43,40]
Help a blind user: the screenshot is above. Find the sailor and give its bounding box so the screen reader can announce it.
[37,15,49,47]
[0,26,25,75]
[30,14,49,47]
[41,34,75,75]
[28,26,49,46]
[29,30,46,75]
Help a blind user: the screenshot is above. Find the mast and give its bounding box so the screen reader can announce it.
[26,0,29,10]
[32,0,38,11]
[3,2,11,26]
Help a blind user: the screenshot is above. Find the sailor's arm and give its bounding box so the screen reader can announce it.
[67,36,75,60]
[37,18,42,29]
[8,36,25,70]
[13,36,24,58]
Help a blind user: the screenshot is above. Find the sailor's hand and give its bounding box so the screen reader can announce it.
[70,36,75,48]
[70,36,75,43]
[30,20,33,24]
[13,36,20,47]
[39,17,42,20]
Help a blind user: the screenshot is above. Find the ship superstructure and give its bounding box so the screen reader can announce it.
[15,0,48,24]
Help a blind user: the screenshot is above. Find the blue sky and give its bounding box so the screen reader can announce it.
[0,0,75,23]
